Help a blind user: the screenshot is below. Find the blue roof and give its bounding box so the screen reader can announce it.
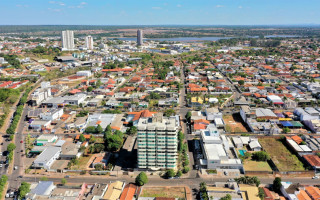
[281,121,293,127]
[31,181,54,195]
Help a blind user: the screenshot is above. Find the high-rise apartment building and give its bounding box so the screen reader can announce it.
[137,113,178,170]
[85,35,94,50]
[61,30,75,51]
[137,29,143,46]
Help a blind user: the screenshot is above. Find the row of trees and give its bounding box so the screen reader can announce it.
[6,86,33,135]
[0,175,8,198]
[235,176,260,187]
[6,143,16,163]
[178,131,190,173]
[18,182,31,200]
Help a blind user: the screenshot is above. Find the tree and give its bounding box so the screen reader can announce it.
[220,194,232,200]
[85,126,96,133]
[185,111,192,120]
[89,135,96,144]
[258,188,265,200]
[135,172,148,186]
[238,80,245,85]
[273,177,282,193]
[176,170,182,177]
[79,134,86,142]
[126,126,137,135]
[95,124,103,134]
[282,127,290,134]
[7,143,16,152]
[164,109,175,117]
[93,144,105,153]
[183,166,190,173]
[87,86,93,92]
[94,164,104,171]
[105,125,112,133]
[61,178,67,185]
[252,151,270,161]
[18,182,31,199]
[166,169,175,178]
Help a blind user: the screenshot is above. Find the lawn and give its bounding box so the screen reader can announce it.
[141,187,186,199]
[77,155,93,170]
[223,114,248,132]
[259,138,305,171]
[243,160,272,172]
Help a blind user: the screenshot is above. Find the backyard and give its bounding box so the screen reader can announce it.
[259,138,305,171]
[243,160,272,172]
[140,187,186,199]
[223,114,248,132]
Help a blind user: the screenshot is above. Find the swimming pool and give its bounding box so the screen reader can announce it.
[239,150,247,156]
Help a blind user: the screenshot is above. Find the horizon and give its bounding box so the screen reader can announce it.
[2,0,320,25]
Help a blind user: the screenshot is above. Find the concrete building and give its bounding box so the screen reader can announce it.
[137,113,178,170]
[33,146,61,169]
[61,30,75,51]
[40,108,64,121]
[85,35,94,50]
[137,29,143,46]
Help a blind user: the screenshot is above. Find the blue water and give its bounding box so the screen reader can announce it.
[239,150,247,156]
[113,35,300,42]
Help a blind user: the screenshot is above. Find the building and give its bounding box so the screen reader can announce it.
[30,83,52,106]
[137,113,178,170]
[61,30,75,51]
[33,146,61,169]
[40,108,64,121]
[76,70,92,77]
[137,29,143,46]
[85,35,94,50]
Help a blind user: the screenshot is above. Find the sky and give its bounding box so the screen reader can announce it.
[1,0,320,25]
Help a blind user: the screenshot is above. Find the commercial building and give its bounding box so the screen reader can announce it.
[85,35,94,50]
[61,30,75,51]
[137,113,178,170]
[137,29,143,46]
[33,146,61,169]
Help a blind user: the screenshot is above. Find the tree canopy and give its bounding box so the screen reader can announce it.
[135,172,148,186]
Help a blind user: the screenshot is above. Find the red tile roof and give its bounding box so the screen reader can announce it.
[303,155,320,167]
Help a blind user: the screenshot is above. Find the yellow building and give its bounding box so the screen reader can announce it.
[103,181,125,200]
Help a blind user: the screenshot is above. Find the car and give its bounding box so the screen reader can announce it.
[14,166,18,170]
[0,152,2,156]
[20,140,23,143]
[0,164,2,168]
[228,179,235,182]
[312,176,319,179]
[64,175,70,178]
[18,176,22,178]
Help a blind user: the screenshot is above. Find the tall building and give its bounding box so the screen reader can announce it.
[85,35,94,50]
[137,29,143,46]
[61,30,75,51]
[137,113,178,170]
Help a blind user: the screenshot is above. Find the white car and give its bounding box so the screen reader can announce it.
[0,164,2,168]
[0,152,2,156]
[312,176,319,179]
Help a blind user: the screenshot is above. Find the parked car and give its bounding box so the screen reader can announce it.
[20,140,23,143]
[312,176,319,179]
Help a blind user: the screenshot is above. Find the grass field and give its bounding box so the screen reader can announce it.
[223,114,247,132]
[259,138,305,171]
[141,187,186,199]
[243,160,272,172]
[77,155,93,170]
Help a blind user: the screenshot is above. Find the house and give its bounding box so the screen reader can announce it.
[119,184,137,200]
[206,107,222,121]
[102,181,125,200]
[248,140,262,151]
[76,70,92,77]
[39,108,64,121]
[29,120,51,131]
[126,110,156,126]
[27,181,56,199]
[303,154,320,174]
[33,146,61,169]
[35,135,58,146]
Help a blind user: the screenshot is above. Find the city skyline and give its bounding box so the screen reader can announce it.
[1,0,320,25]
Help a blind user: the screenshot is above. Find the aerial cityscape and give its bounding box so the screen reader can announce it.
[1,0,320,200]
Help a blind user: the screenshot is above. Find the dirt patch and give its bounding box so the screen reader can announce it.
[223,114,248,132]
[141,187,186,199]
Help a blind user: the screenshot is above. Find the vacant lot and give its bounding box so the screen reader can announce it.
[259,138,305,171]
[243,160,272,172]
[223,114,247,132]
[141,187,186,199]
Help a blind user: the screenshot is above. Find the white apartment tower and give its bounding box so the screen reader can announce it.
[137,113,178,170]
[85,35,94,50]
[61,30,75,51]
[137,29,143,46]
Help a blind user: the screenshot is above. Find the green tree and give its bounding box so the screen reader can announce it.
[238,80,245,85]
[185,111,192,120]
[85,126,96,133]
[183,166,190,173]
[94,164,104,171]
[7,143,16,152]
[87,86,93,92]
[105,125,112,133]
[126,126,137,135]
[79,134,86,142]
[166,169,175,178]
[95,124,103,134]
[176,170,182,177]
[220,194,232,200]
[258,188,265,200]
[135,172,148,186]
[61,178,67,185]
[252,151,270,161]
[18,182,31,199]
[282,127,290,134]
[273,177,282,193]
[89,135,96,144]
[164,109,175,117]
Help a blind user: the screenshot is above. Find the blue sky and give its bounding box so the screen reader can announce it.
[1,0,320,25]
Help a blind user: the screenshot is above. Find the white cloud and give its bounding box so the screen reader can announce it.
[238,6,243,9]
[49,1,65,6]
[216,5,224,8]
[177,4,182,8]
[152,7,162,10]
[16,4,29,7]
[48,8,62,12]
[80,2,87,5]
